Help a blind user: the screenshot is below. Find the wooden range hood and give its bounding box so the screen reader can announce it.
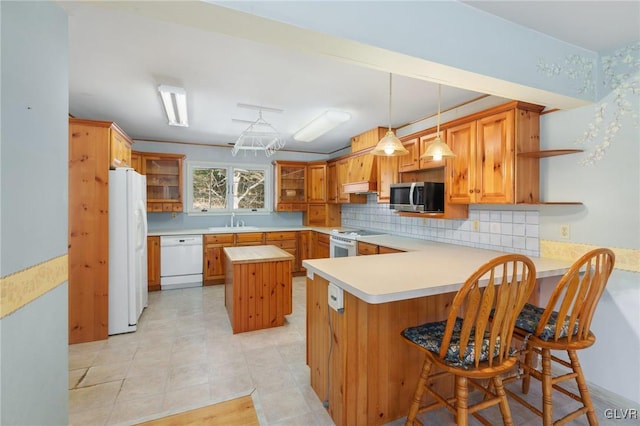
[342,153,378,194]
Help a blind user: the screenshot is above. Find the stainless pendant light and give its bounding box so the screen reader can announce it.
[371,73,409,157]
[420,84,456,161]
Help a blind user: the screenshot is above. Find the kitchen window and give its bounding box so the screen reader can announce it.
[186,161,271,214]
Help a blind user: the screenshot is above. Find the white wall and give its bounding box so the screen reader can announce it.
[539,57,640,403]
[0,1,69,424]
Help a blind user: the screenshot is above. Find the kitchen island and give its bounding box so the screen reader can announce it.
[302,243,572,426]
[224,245,294,334]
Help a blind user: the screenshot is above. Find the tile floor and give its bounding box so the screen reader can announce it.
[69,277,638,425]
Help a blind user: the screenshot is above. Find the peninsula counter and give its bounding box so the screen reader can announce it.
[302,243,571,425]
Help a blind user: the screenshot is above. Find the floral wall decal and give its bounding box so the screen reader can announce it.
[538,42,639,165]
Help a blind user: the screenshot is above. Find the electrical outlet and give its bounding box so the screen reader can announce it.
[171,212,177,219]
[473,219,480,232]
[422,218,427,225]
[560,224,571,239]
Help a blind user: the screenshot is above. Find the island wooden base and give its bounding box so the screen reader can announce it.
[306,275,457,425]
[225,246,293,334]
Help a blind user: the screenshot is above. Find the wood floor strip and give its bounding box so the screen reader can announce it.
[135,395,259,426]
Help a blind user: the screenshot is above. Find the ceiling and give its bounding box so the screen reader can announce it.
[62,1,640,156]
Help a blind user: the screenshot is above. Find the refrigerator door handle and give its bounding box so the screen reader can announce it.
[136,199,148,251]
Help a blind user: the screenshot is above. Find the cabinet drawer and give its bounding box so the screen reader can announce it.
[204,234,234,245]
[379,246,404,254]
[276,203,308,212]
[266,231,297,241]
[358,242,379,255]
[148,202,163,212]
[269,239,296,250]
[317,233,330,245]
[235,232,265,244]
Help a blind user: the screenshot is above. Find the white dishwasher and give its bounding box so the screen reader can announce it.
[160,235,203,290]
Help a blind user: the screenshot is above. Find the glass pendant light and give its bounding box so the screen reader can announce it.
[371,73,409,157]
[420,84,456,161]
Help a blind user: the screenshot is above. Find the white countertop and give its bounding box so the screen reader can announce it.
[147,226,340,237]
[224,245,294,263]
[302,241,572,304]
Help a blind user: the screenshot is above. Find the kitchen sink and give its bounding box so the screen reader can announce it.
[207,226,259,232]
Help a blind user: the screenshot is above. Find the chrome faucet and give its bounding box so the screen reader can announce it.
[230,212,235,227]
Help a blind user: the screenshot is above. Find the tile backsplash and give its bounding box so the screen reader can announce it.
[342,195,540,256]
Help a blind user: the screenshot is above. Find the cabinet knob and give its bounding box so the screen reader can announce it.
[469,190,474,194]
[475,189,480,193]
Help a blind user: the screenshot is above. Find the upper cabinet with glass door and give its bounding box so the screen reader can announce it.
[274,161,307,212]
[140,152,185,212]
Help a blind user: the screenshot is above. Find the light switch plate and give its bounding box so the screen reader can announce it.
[328,283,344,312]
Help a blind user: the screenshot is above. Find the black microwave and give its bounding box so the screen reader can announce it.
[389,182,445,213]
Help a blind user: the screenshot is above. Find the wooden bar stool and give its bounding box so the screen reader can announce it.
[401,254,537,426]
[507,248,615,425]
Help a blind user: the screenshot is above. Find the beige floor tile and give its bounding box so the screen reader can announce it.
[117,371,168,400]
[107,393,165,425]
[92,345,138,366]
[208,375,255,402]
[161,383,211,412]
[255,387,312,424]
[78,361,131,387]
[69,368,87,390]
[69,380,122,413]
[68,405,112,426]
[69,350,99,370]
[166,362,209,391]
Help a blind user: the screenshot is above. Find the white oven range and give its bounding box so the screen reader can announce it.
[329,229,386,258]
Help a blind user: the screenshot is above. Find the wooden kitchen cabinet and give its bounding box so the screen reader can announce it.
[130,151,142,173]
[357,241,379,255]
[68,117,135,343]
[446,102,543,205]
[336,159,350,203]
[336,158,366,204]
[304,203,341,227]
[203,234,234,285]
[358,242,405,255]
[298,230,311,273]
[274,161,307,211]
[138,152,185,212]
[109,125,133,169]
[398,137,420,172]
[313,232,331,259]
[307,162,327,203]
[266,231,299,273]
[327,162,338,203]
[235,232,265,246]
[351,127,386,153]
[379,245,404,254]
[147,236,161,291]
[376,154,399,204]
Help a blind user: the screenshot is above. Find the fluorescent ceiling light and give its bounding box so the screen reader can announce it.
[158,85,188,127]
[293,110,351,142]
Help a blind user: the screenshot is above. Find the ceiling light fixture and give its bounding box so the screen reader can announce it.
[158,85,188,127]
[231,108,285,157]
[420,84,456,161]
[371,73,409,157]
[293,110,351,142]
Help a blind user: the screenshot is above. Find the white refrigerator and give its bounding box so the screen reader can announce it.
[108,168,148,335]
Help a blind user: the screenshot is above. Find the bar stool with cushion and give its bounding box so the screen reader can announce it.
[507,248,615,425]
[401,254,537,426]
